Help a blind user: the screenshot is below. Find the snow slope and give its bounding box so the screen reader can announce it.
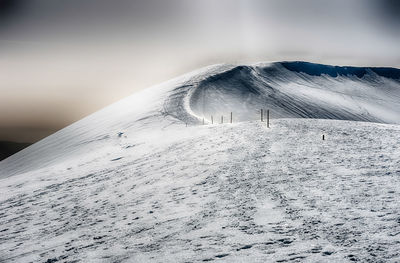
[0,61,400,262]
[1,61,400,178]
[190,62,400,123]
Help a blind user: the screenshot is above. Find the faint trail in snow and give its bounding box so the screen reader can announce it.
[1,61,400,262]
[1,120,400,262]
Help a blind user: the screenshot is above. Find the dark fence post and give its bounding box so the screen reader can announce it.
[230,112,233,123]
[261,109,263,122]
[267,110,270,128]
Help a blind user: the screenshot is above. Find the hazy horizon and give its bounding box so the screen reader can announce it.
[1,0,399,143]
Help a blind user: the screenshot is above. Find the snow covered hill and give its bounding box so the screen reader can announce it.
[0,62,400,262]
[189,61,400,123]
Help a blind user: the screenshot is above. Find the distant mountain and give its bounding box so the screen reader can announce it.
[0,141,31,161]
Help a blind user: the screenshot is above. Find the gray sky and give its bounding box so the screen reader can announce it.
[1,0,399,142]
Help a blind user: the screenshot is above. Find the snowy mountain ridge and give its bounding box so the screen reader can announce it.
[188,61,400,124]
[0,61,400,262]
[1,61,400,178]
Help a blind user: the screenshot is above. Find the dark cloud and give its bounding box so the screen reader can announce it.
[0,0,27,23]
[1,0,399,41]
[0,0,23,15]
[377,0,400,25]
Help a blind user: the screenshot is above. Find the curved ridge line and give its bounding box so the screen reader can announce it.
[183,65,242,124]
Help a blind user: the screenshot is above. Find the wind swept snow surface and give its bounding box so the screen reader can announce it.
[1,62,400,262]
[190,62,400,124]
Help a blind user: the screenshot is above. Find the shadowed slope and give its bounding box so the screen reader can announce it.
[189,62,400,123]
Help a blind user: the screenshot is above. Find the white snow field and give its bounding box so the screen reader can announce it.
[1,62,400,262]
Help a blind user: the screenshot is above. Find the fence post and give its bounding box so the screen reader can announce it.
[261,109,263,122]
[267,110,270,128]
[221,116,223,124]
[230,112,233,123]
[211,115,213,124]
